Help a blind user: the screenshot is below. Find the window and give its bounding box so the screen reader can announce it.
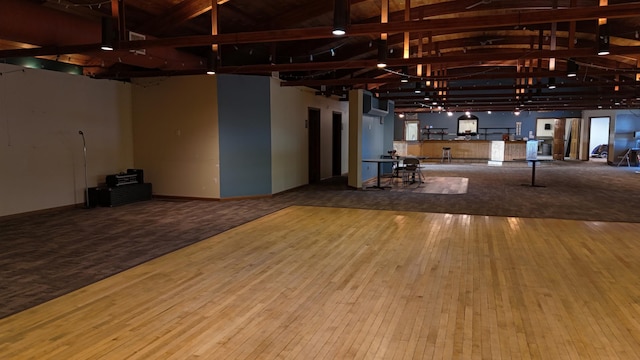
[405,121,419,141]
[457,115,478,135]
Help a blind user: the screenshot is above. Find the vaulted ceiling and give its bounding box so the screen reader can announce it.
[1,0,640,113]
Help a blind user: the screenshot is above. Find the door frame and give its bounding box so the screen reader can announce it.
[308,107,321,183]
[331,111,342,177]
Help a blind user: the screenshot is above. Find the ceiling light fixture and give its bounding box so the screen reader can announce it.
[101,16,115,51]
[332,0,348,36]
[376,39,387,68]
[206,49,217,75]
[400,66,409,83]
[548,77,556,89]
[414,82,422,94]
[597,23,610,56]
[567,59,578,77]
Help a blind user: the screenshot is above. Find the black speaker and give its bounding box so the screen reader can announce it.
[126,169,144,184]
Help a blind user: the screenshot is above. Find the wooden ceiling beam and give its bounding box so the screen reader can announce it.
[2,3,639,59]
[224,47,640,74]
[281,68,637,86]
[49,3,640,50]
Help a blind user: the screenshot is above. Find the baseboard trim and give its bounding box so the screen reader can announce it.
[153,194,273,202]
[153,195,220,202]
[220,194,272,202]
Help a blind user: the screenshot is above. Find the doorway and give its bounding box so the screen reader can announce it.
[589,117,610,163]
[308,108,321,183]
[332,112,342,177]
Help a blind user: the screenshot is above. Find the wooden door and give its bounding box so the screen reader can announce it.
[569,118,580,159]
[552,119,565,160]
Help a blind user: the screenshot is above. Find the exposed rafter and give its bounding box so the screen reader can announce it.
[1,0,639,112]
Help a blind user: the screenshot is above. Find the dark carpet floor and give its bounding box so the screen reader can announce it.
[1,159,639,318]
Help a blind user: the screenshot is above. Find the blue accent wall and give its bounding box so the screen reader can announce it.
[217,74,271,197]
[361,115,384,181]
[394,110,582,141]
[361,96,396,183]
[613,112,640,156]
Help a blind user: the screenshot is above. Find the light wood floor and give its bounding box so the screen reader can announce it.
[2,206,640,359]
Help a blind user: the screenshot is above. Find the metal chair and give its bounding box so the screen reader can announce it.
[401,157,423,185]
[380,155,400,186]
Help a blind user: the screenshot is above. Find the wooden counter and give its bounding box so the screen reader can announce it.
[394,140,526,161]
[504,141,527,160]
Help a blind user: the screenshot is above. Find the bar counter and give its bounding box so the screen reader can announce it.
[396,140,527,161]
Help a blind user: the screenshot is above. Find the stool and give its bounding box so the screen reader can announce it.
[442,147,451,163]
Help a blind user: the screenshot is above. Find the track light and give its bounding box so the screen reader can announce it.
[101,16,115,51]
[548,77,556,89]
[206,49,217,75]
[567,59,578,77]
[376,39,387,68]
[332,0,348,36]
[597,23,610,56]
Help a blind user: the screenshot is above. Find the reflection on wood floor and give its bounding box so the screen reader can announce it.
[2,206,640,359]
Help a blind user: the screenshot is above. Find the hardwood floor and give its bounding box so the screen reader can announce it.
[2,205,640,359]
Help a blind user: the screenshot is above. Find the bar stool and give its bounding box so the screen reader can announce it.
[442,147,451,163]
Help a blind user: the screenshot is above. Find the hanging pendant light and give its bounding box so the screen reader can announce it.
[101,17,115,51]
[377,39,387,68]
[332,0,348,36]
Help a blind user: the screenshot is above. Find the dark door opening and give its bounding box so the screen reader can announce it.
[332,112,342,177]
[308,108,321,183]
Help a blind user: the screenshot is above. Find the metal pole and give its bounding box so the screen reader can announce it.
[79,130,89,208]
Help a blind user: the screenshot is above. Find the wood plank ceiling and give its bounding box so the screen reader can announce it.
[1,0,639,113]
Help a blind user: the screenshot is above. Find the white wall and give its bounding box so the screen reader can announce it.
[132,76,220,199]
[270,80,348,194]
[536,118,556,137]
[0,64,133,217]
